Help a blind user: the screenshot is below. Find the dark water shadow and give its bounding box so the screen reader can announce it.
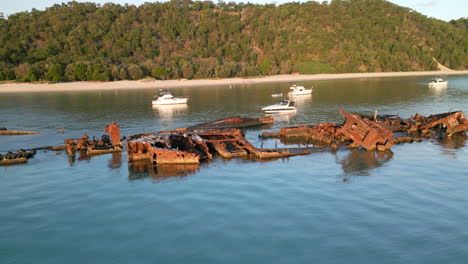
[431,133,467,158]
[335,149,394,181]
[128,160,200,183]
[67,151,123,169]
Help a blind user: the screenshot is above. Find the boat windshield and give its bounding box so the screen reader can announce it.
[279,100,290,105]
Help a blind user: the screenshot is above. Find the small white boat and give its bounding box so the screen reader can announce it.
[428,78,448,87]
[152,91,188,105]
[288,84,312,96]
[261,100,296,113]
[271,93,283,97]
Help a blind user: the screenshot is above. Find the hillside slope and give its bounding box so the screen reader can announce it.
[0,0,466,82]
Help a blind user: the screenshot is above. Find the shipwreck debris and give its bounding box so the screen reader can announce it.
[338,110,394,151]
[419,111,468,136]
[65,122,123,156]
[262,110,468,151]
[0,149,36,166]
[127,128,320,165]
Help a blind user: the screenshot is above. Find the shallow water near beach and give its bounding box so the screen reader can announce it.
[1,75,467,264]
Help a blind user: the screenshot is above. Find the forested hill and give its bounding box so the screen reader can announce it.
[0,0,466,82]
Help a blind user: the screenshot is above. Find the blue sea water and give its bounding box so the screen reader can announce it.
[0,75,467,263]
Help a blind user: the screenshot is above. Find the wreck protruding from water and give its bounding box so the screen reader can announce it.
[262,110,468,151]
[65,122,123,156]
[0,149,36,166]
[127,127,321,165]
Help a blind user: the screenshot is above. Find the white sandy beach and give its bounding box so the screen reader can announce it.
[1,70,467,93]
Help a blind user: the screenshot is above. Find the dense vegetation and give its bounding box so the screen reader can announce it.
[0,0,466,82]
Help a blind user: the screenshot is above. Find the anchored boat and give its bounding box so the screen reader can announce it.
[428,78,448,87]
[261,100,296,113]
[288,84,312,96]
[152,91,188,105]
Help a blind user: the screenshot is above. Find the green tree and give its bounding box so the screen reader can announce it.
[46,64,66,82]
[128,64,144,80]
[259,59,271,75]
[152,66,169,80]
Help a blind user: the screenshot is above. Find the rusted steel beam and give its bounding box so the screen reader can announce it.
[253,147,322,159]
[338,110,394,151]
[186,116,273,130]
[105,122,122,147]
[0,130,40,135]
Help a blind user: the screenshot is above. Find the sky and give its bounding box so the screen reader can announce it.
[1,0,466,22]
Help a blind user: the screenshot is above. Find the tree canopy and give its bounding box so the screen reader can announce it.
[0,0,466,82]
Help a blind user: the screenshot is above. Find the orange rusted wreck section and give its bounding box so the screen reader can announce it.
[65,122,123,156]
[262,110,468,151]
[263,110,394,151]
[127,128,319,165]
[338,110,394,151]
[419,111,468,136]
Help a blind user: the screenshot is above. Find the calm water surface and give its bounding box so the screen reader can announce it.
[1,76,467,263]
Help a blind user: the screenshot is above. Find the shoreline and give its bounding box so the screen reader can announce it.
[1,70,467,93]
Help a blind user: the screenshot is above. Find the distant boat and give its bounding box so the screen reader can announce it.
[271,93,283,97]
[428,78,447,87]
[288,84,312,96]
[152,91,188,105]
[261,100,296,113]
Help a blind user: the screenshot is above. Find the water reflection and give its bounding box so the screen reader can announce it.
[336,149,394,179]
[128,160,200,183]
[108,152,123,169]
[288,94,312,106]
[432,133,467,158]
[152,104,188,119]
[265,111,296,123]
[67,151,123,169]
[428,86,448,96]
[67,150,90,166]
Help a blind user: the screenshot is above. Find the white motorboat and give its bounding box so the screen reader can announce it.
[428,78,448,87]
[152,91,188,105]
[261,100,296,113]
[288,84,312,96]
[271,93,283,97]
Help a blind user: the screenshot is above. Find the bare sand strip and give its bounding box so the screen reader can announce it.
[1,70,467,93]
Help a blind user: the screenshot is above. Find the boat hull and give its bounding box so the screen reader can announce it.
[289,90,312,96]
[152,98,188,105]
[263,108,296,114]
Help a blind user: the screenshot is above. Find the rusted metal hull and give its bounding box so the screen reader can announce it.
[127,127,318,165]
[338,110,394,151]
[261,110,468,151]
